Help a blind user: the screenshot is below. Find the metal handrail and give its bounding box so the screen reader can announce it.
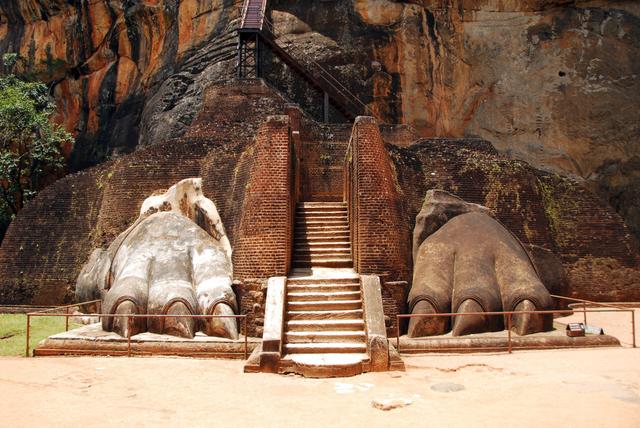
[263,17,366,109]
[240,0,268,31]
[240,0,250,26]
[261,16,377,121]
[25,301,249,359]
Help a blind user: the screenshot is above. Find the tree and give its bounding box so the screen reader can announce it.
[0,53,73,241]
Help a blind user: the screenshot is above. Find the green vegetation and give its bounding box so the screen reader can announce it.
[0,53,73,241]
[0,313,81,356]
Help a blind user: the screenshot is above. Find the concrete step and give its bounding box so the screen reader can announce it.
[294,249,351,256]
[295,238,351,245]
[287,283,360,293]
[287,291,361,301]
[292,259,353,268]
[296,219,348,225]
[287,309,363,320]
[279,353,369,377]
[295,231,350,239]
[287,319,365,331]
[296,210,347,216]
[293,255,353,262]
[299,202,347,209]
[295,225,349,232]
[288,299,362,311]
[285,331,366,343]
[296,219,349,226]
[295,224,349,231]
[293,248,351,255]
[284,342,367,354]
[296,215,349,224]
[294,241,351,248]
[287,277,359,285]
[296,213,347,219]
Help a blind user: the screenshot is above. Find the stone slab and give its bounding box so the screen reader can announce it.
[262,276,286,353]
[35,323,259,359]
[279,353,369,378]
[395,323,620,353]
[361,275,391,371]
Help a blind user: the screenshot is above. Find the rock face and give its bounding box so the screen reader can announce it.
[1,0,638,236]
[77,178,238,339]
[267,0,640,239]
[409,191,553,337]
[0,0,241,169]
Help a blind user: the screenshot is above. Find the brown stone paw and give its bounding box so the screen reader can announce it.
[408,191,554,338]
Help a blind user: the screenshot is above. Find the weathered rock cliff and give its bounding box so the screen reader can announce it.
[1,0,638,235]
[0,0,242,168]
[268,0,640,238]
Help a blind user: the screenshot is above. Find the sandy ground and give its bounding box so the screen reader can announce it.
[1,310,638,428]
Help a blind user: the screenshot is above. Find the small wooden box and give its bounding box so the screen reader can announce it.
[566,323,585,337]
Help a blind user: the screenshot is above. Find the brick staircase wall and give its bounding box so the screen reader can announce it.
[232,115,294,279]
[345,117,412,335]
[0,167,105,305]
[297,122,351,202]
[347,117,411,281]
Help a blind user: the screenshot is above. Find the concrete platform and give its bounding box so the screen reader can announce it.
[289,267,359,279]
[396,322,620,353]
[34,323,260,358]
[279,353,370,377]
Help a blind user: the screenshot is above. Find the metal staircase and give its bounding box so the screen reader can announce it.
[238,0,373,122]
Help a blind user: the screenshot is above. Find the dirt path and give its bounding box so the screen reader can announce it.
[1,347,638,427]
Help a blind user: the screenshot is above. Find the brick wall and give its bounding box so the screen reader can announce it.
[299,139,348,201]
[346,117,412,334]
[0,167,106,304]
[233,279,268,338]
[348,117,411,280]
[232,115,294,279]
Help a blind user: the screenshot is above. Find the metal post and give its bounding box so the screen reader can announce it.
[583,301,587,326]
[396,316,400,352]
[65,307,69,332]
[127,316,132,357]
[323,91,330,123]
[243,317,248,360]
[632,309,636,349]
[25,314,31,357]
[255,34,261,78]
[237,38,244,79]
[507,313,512,354]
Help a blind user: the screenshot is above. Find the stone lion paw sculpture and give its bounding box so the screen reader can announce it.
[408,190,554,337]
[76,178,238,339]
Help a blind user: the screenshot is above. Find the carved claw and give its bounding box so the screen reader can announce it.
[511,299,553,336]
[164,301,196,338]
[112,300,143,338]
[202,303,239,340]
[452,299,501,336]
[407,300,448,337]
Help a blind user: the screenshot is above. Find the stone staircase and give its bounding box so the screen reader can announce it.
[280,273,371,376]
[293,202,352,268]
[277,200,377,376]
[245,200,403,376]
